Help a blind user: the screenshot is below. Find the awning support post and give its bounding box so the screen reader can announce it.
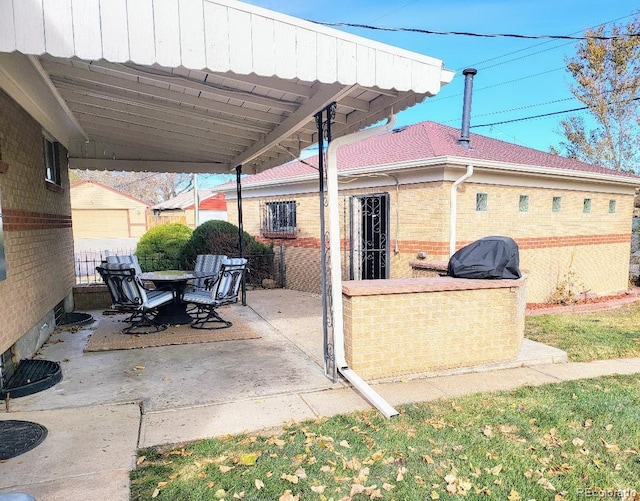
[315,102,337,382]
[236,164,246,306]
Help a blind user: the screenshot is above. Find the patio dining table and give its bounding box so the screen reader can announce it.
[139,270,216,325]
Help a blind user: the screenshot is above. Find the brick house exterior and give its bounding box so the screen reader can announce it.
[221,121,640,304]
[0,89,75,359]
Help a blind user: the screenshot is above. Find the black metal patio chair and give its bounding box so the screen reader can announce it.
[182,258,248,330]
[96,263,175,334]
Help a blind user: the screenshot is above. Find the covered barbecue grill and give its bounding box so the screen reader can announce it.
[448,236,522,280]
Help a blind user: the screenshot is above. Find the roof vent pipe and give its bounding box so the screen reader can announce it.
[458,68,477,149]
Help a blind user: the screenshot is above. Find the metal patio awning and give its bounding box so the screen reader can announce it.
[0,0,454,175]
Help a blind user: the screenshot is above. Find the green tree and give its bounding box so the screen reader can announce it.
[553,14,640,172]
[136,223,193,271]
[181,220,274,286]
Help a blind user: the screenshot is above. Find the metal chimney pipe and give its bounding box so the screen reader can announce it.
[458,68,477,149]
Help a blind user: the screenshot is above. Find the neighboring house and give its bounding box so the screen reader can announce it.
[150,189,227,229]
[220,121,640,303]
[70,181,149,238]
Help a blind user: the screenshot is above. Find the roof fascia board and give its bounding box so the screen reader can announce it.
[442,156,640,187]
[0,52,84,146]
[68,158,231,174]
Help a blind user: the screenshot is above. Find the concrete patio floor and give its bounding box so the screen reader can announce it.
[3,288,638,501]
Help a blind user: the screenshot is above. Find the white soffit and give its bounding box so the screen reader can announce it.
[0,0,454,174]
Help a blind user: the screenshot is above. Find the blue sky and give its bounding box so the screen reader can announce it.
[202,0,638,187]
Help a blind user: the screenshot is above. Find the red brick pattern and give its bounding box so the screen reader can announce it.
[3,209,72,230]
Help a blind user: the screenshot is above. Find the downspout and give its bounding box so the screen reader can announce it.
[449,165,474,257]
[326,114,399,419]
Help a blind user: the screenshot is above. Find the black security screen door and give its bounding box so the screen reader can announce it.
[350,193,389,280]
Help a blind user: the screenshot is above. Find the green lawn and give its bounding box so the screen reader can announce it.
[131,375,640,501]
[525,303,640,362]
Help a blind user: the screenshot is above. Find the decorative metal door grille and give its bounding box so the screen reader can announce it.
[349,194,390,280]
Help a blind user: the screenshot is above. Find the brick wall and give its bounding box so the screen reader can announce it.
[342,277,527,380]
[228,177,634,303]
[0,89,75,353]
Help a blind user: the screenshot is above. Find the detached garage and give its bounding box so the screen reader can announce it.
[71,181,149,238]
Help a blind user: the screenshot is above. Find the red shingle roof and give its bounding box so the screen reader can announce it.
[224,121,638,188]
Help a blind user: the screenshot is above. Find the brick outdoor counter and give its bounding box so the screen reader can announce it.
[341,276,528,380]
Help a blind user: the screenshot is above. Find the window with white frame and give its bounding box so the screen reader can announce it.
[552,196,562,213]
[583,198,592,213]
[261,200,297,237]
[43,135,61,186]
[609,199,616,213]
[519,194,529,212]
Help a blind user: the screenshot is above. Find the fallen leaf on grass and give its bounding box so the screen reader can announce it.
[136,456,146,465]
[281,473,299,484]
[233,452,261,466]
[507,489,522,500]
[279,490,299,501]
[254,479,264,490]
[600,438,620,452]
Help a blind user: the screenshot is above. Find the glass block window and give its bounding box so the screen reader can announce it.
[583,198,591,213]
[261,199,297,238]
[609,199,616,213]
[552,196,562,213]
[476,193,488,212]
[519,195,529,212]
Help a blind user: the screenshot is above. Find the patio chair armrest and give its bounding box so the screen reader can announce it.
[203,273,222,291]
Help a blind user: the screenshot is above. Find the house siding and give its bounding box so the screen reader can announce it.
[0,89,75,355]
[228,176,634,303]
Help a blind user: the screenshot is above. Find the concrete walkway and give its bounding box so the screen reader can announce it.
[1,289,639,500]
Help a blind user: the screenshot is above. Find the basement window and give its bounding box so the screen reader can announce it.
[552,196,562,213]
[261,199,297,238]
[475,193,488,212]
[583,198,592,213]
[519,195,529,212]
[609,199,617,213]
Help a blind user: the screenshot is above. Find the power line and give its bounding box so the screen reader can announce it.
[458,12,638,70]
[470,96,640,129]
[308,20,640,40]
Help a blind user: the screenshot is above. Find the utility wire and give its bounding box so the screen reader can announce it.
[471,96,640,129]
[308,20,640,40]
